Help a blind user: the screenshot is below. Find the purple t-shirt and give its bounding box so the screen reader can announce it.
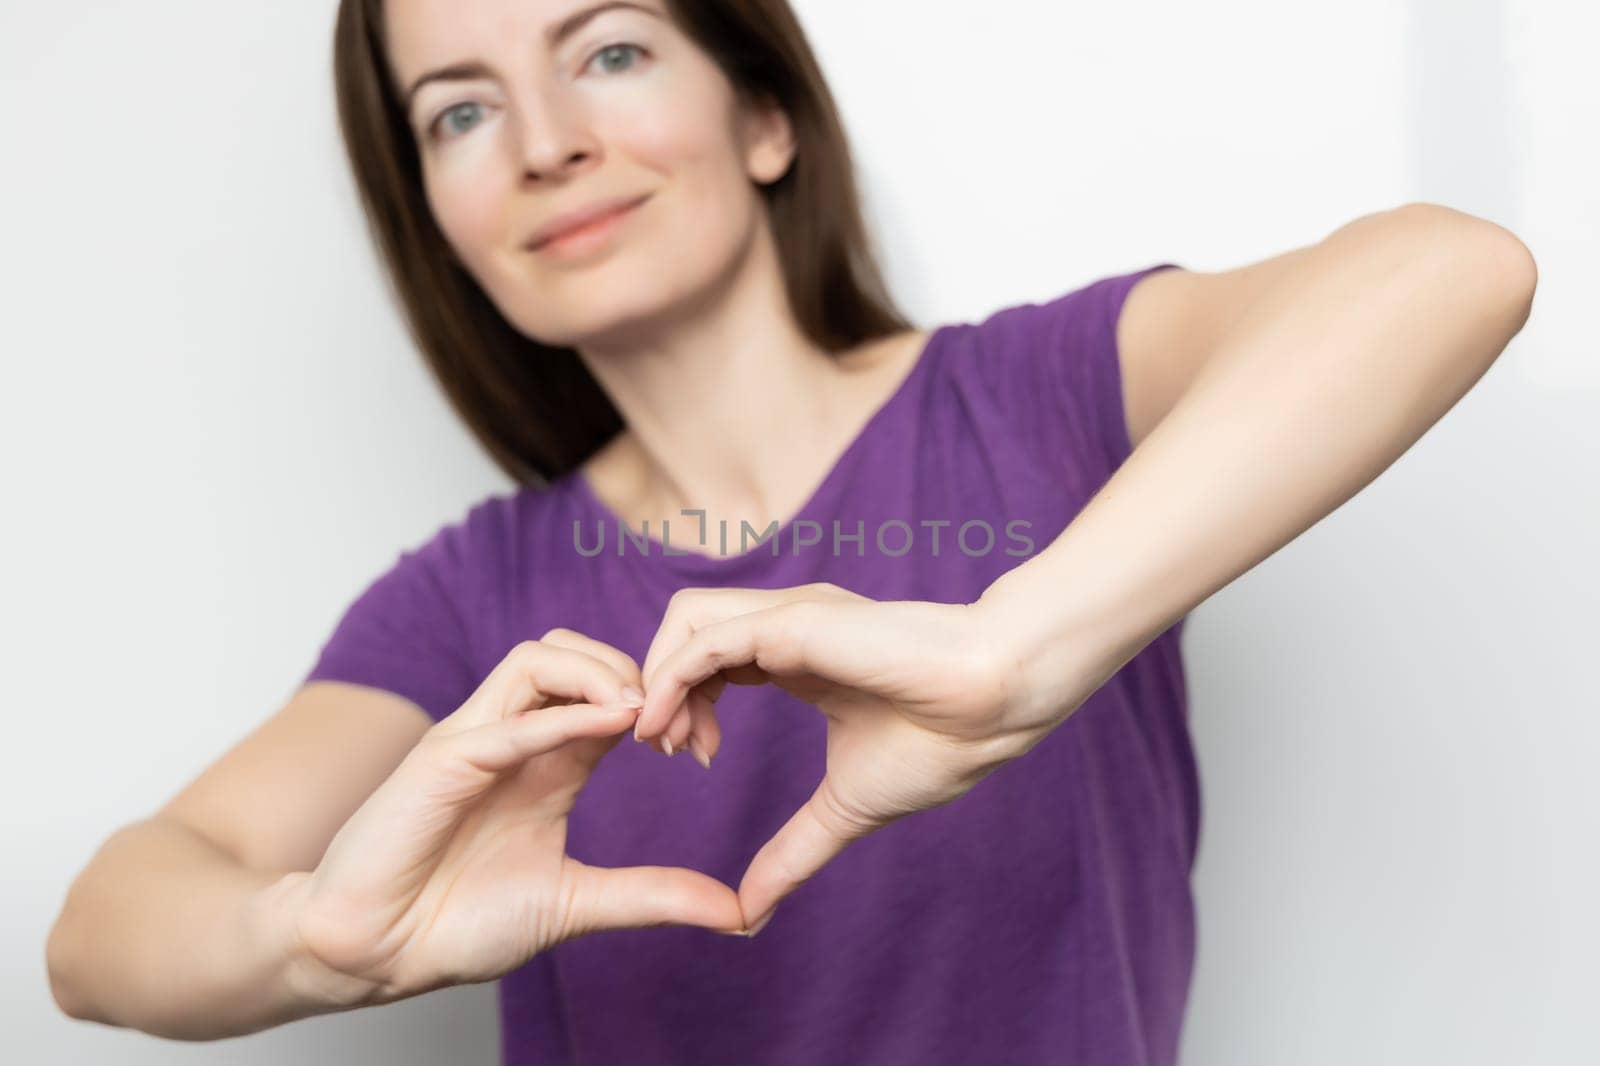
[302,263,1197,1065]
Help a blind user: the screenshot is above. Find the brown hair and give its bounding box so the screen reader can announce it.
[331,0,912,485]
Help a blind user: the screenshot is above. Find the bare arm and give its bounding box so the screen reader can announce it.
[47,637,743,1041]
[46,682,430,1039]
[978,203,1539,716]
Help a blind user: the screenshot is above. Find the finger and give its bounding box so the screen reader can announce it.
[664,705,693,760]
[639,601,819,738]
[685,682,723,767]
[448,640,642,731]
[566,860,745,937]
[639,587,803,739]
[422,701,642,784]
[537,627,645,694]
[650,680,720,766]
[645,679,720,764]
[640,588,766,688]
[646,681,704,755]
[532,629,654,753]
[736,777,872,934]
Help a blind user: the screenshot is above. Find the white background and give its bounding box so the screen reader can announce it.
[5,1,1595,1062]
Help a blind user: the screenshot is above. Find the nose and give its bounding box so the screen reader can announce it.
[511,86,602,182]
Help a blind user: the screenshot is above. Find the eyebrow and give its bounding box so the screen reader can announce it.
[401,1,661,113]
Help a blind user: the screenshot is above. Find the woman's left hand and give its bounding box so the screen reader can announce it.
[633,582,1067,934]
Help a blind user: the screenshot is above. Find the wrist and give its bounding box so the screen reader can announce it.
[970,570,1131,734]
[259,871,387,1014]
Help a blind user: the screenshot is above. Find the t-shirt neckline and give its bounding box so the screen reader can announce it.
[566,323,953,581]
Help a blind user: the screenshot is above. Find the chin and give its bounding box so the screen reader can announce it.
[510,293,671,352]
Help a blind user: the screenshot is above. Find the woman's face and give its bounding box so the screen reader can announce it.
[384,0,794,347]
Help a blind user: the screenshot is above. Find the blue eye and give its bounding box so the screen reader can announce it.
[587,42,647,75]
[430,102,485,141]
[423,43,649,144]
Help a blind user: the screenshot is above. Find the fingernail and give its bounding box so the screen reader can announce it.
[633,717,644,743]
[621,686,645,707]
[745,908,776,937]
[663,736,674,757]
[687,735,712,771]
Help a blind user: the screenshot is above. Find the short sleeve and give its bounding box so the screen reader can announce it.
[966,262,1184,495]
[300,503,492,723]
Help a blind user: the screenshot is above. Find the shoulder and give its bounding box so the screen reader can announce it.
[920,263,1189,487]
[935,262,1185,397]
[403,480,565,583]
[424,487,520,556]
[944,264,1184,352]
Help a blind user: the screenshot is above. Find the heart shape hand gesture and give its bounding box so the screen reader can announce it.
[632,582,1057,934]
[287,583,1065,1007]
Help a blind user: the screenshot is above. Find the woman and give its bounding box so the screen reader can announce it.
[45,0,1536,1062]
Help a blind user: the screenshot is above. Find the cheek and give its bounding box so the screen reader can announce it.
[423,161,509,267]
[609,101,760,252]
[602,58,747,182]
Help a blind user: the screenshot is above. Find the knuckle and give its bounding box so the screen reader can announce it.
[808,580,862,603]
[509,639,545,667]
[664,587,700,616]
[783,599,822,627]
[412,735,491,791]
[811,787,875,842]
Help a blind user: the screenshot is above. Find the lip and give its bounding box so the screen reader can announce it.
[527,194,651,252]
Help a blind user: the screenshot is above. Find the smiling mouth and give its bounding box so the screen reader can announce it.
[529,196,650,258]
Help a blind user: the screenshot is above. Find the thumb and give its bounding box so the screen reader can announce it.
[736,776,870,935]
[564,861,746,937]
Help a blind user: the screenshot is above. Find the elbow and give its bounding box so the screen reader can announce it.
[1489,229,1538,332]
[45,908,98,1023]
[1474,225,1539,339]
[46,847,127,1028]
[1451,209,1538,332]
[1390,201,1539,329]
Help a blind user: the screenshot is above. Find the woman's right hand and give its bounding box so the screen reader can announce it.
[286,628,745,1005]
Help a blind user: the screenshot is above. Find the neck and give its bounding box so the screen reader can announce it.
[573,228,921,539]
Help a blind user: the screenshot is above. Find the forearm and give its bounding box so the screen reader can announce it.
[977,206,1537,727]
[46,816,375,1040]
